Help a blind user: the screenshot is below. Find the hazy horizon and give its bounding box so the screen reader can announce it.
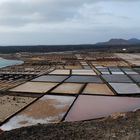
[0,0,140,45]
[0,37,140,46]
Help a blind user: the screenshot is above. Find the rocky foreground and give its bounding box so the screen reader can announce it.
[1,110,140,140]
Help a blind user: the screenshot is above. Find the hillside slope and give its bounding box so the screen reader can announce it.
[97,38,140,45]
[1,110,140,140]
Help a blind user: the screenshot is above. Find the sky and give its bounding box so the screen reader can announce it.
[0,0,140,45]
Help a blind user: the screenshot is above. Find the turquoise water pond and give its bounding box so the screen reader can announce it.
[0,58,23,68]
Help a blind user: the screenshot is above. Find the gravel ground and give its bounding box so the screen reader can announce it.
[1,110,140,140]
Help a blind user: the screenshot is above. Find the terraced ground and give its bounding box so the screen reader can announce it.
[0,53,140,140]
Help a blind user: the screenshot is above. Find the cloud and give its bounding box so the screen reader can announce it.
[0,0,94,26]
[0,0,138,26]
[0,0,140,45]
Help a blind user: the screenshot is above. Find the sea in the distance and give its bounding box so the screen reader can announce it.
[0,57,23,68]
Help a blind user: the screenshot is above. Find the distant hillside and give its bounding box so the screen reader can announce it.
[0,42,140,53]
[128,38,140,44]
[97,38,140,45]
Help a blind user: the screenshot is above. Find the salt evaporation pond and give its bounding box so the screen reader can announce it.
[0,57,23,68]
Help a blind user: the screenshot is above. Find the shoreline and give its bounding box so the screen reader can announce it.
[0,58,24,69]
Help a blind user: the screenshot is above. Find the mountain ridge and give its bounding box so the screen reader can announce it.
[97,38,140,45]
